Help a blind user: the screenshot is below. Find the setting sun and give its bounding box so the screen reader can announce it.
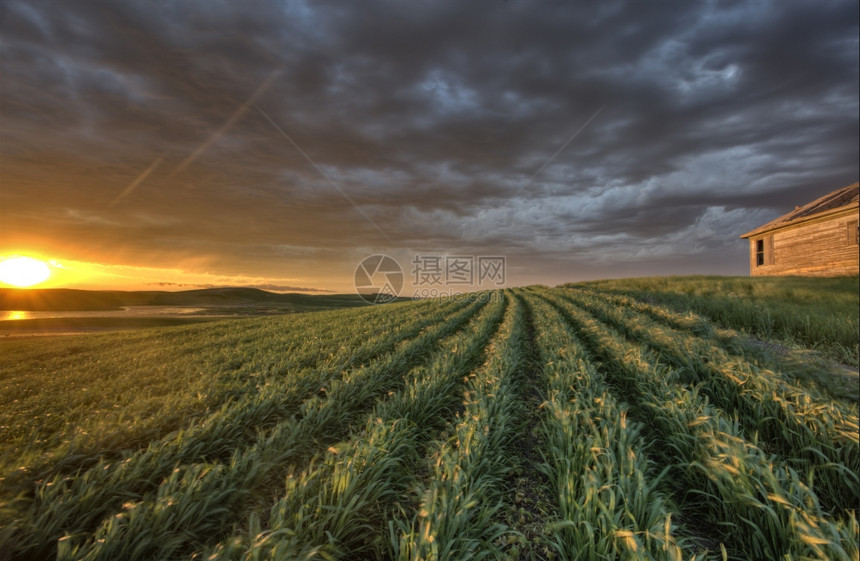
[0,256,52,287]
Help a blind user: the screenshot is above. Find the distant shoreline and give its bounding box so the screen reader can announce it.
[0,287,371,311]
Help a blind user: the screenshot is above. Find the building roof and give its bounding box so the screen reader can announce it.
[740,182,859,239]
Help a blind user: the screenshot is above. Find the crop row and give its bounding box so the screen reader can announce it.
[389,293,529,559]
[199,292,509,560]
[577,287,860,401]
[8,298,474,559]
[533,288,858,560]
[4,284,857,560]
[566,276,860,366]
[523,292,694,560]
[558,287,859,515]
[1,298,438,481]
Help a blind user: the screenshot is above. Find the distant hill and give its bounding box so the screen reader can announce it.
[0,287,378,311]
[0,289,123,311]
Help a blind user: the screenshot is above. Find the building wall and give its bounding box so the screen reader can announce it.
[748,209,859,276]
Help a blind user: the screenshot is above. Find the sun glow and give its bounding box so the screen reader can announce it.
[0,256,52,287]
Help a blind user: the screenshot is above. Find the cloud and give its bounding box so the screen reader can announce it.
[1,0,857,287]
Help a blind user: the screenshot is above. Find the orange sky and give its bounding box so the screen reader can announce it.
[0,252,344,293]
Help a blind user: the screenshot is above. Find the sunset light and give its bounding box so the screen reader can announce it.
[0,256,52,287]
[0,3,857,559]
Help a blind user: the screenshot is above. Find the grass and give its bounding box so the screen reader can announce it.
[535,287,857,559]
[1,278,857,560]
[389,293,524,560]
[565,275,860,367]
[0,300,444,482]
[0,316,224,336]
[525,293,692,560]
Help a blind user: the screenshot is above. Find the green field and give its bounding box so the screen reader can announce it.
[1,279,858,560]
[567,276,860,367]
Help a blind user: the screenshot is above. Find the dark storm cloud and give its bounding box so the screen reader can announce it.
[1,0,857,286]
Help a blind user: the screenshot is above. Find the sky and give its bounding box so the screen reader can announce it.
[1,0,858,294]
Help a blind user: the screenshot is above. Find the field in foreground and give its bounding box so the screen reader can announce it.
[0,281,858,560]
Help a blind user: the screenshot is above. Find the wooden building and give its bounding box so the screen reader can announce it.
[740,182,859,277]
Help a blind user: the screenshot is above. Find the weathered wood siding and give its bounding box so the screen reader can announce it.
[749,209,859,276]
